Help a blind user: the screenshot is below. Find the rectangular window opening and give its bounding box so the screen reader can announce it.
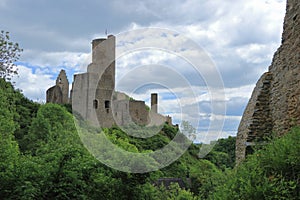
[105,100,110,113]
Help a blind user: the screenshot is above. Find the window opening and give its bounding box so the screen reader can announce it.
[93,99,98,109]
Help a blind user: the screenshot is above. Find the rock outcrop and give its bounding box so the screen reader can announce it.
[236,0,300,164]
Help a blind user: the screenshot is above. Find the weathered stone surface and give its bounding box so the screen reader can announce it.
[236,73,273,163]
[46,85,63,104]
[72,35,116,127]
[69,35,170,128]
[236,0,300,164]
[47,35,173,128]
[56,70,69,104]
[46,69,69,104]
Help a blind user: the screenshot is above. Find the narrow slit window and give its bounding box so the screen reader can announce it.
[93,99,98,109]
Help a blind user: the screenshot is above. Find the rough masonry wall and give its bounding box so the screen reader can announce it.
[236,72,272,163]
[56,70,69,104]
[236,0,300,164]
[46,69,69,104]
[129,100,150,125]
[53,35,172,128]
[46,85,63,104]
[269,0,300,134]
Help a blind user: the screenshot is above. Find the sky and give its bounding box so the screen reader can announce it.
[0,0,287,142]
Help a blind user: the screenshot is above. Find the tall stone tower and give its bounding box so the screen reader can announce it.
[91,35,115,127]
[46,69,69,104]
[236,0,300,164]
[72,35,116,127]
[151,93,158,113]
[49,35,173,128]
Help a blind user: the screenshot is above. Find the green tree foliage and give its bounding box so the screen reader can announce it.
[18,103,124,199]
[26,103,78,153]
[211,127,300,199]
[13,92,39,151]
[0,79,20,198]
[3,75,300,199]
[140,182,196,200]
[205,136,236,169]
[0,78,39,152]
[0,31,22,81]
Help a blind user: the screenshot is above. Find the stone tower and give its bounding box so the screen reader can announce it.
[46,69,69,104]
[47,34,174,128]
[92,36,115,127]
[151,93,158,113]
[236,0,300,164]
[72,35,115,127]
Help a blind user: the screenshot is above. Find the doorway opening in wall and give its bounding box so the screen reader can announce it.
[245,145,254,157]
[105,100,110,113]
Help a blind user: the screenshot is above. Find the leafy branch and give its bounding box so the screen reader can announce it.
[0,30,23,81]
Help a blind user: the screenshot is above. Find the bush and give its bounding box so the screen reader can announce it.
[211,127,300,199]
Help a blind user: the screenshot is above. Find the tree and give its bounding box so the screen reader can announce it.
[205,136,236,169]
[0,30,22,81]
[211,127,300,199]
[180,120,196,141]
[0,79,20,198]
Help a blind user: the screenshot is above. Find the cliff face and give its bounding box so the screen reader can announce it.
[236,0,300,164]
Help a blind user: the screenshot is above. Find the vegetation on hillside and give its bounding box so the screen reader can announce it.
[1,78,299,199]
[0,31,299,199]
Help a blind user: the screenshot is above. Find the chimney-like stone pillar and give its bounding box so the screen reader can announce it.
[151,93,158,113]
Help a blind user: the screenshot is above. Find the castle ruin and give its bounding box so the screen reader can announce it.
[47,35,171,128]
[236,0,300,164]
[46,70,69,104]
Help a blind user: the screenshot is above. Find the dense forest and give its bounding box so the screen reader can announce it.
[0,78,299,199]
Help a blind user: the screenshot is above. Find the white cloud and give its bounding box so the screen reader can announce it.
[1,0,287,141]
[12,65,54,102]
[21,50,91,73]
[237,42,281,63]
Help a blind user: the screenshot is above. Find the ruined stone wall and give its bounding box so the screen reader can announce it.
[112,99,150,126]
[236,72,272,163]
[54,35,171,129]
[72,73,101,125]
[269,0,300,134]
[236,0,300,164]
[56,70,69,104]
[129,100,150,125]
[46,85,63,104]
[46,69,69,104]
[112,100,131,125]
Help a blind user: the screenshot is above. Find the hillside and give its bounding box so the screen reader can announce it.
[1,78,299,199]
[0,78,230,199]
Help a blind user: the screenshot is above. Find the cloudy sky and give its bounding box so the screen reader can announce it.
[1,0,287,142]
